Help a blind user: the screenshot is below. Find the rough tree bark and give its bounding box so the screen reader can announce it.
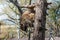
[33,0,47,40]
[0,23,1,34]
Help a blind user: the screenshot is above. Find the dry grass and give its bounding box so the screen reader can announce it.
[0,25,17,40]
[0,25,32,40]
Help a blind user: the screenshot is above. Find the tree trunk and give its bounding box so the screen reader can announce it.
[33,0,47,40]
[0,23,1,34]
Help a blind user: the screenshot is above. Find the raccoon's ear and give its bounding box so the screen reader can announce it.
[29,13,35,19]
[21,11,30,19]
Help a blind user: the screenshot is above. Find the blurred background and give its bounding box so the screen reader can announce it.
[0,0,60,40]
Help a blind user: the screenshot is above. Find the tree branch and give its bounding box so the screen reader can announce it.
[20,4,35,8]
[29,0,31,5]
[9,0,23,14]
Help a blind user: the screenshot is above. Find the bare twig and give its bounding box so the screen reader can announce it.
[9,0,23,14]
[20,4,35,8]
[29,0,31,5]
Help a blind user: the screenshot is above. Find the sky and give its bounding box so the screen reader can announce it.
[0,3,17,25]
[0,3,17,20]
[0,14,8,20]
[0,4,8,21]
